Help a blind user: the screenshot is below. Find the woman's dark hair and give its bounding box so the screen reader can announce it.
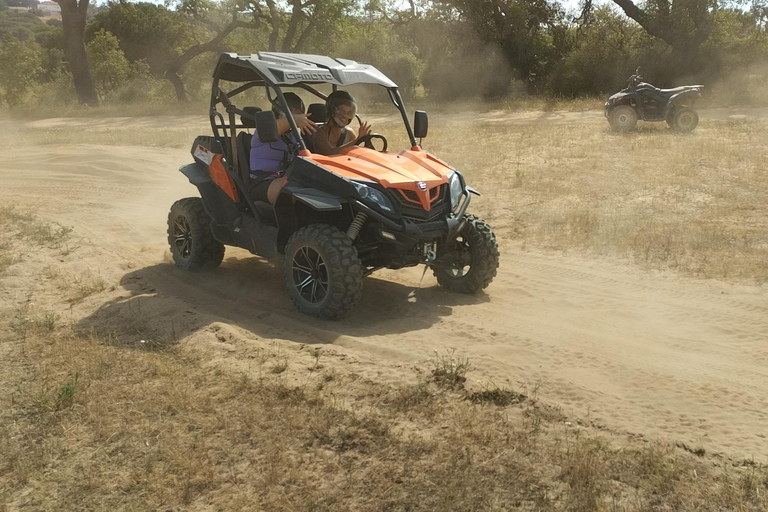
[272,92,305,118]
[326,90,356,118]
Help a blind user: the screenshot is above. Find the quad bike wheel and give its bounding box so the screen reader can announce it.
[167,197,225,271]
[668,107,699,132]
[284,224,363,319]
[433,215,499,294]
[609,105,638,132]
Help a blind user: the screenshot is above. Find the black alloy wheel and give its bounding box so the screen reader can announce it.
[283,224,363,319]
[291,247,329,305]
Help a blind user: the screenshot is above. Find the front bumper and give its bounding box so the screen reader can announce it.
[351,188,471,243]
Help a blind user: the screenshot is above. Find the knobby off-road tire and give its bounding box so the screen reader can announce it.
[167,197,225,271]
[284,224,363,320]
[434,215,499,294]
[609,105,638,132]
[669,107,699,132]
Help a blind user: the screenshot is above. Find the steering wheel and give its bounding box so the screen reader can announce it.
[355,133,388,152]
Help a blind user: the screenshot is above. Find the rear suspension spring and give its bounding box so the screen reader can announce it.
[346,212,368,240]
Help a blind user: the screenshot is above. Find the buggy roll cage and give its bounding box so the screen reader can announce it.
[208,52,419,163]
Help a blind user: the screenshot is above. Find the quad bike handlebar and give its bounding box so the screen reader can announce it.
[628,67,643,88]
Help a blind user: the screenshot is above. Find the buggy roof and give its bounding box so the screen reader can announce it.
[214,52,398,88]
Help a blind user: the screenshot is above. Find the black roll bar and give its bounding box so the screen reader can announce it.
[389,88,417,148]
[210,63,418,154]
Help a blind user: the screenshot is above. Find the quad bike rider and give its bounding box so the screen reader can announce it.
[605,68,703,132]
[167,52,499,319]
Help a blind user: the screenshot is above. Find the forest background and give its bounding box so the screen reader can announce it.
[0,0,767,111]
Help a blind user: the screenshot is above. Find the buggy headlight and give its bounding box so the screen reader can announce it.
[449,171,465,209]
[353,182,394,213]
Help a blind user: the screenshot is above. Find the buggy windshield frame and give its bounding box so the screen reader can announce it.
[210,52,418,152]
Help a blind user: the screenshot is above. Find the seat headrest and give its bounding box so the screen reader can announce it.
[307,103,327,123]
[240,106,262,128]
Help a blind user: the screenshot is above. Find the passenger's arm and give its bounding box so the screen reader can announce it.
[275,114,316,137]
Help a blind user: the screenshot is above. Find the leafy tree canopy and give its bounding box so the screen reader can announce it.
[86,28,131,97]
[0,31,42,105]
[87,2,202,76]
[0,9,54,40]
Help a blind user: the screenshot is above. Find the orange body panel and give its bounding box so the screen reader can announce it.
[209,154,239,203]
[307,147,452,211]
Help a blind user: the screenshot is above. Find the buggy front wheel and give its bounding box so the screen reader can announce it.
[433,215,499,294]
[284,225,363,319]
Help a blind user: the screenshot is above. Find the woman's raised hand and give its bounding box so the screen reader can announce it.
[357,120,372,138]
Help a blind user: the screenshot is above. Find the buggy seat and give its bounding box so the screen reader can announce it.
[647,85,702,98]
[237,106,277,224]
[237,106,262,180]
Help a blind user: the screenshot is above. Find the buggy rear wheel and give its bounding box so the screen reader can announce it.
[433,215,499,294]
[167,198,224,271]
[609,105,638,132]
[284,225,363,319]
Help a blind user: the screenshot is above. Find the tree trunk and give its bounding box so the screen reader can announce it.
[162,19,255,102]
[165,70,189,102]
[282,0,304,52]
[292,1,322,53]
[265,0,281,51]
[56,0,99,106]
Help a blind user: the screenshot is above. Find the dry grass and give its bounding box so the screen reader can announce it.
[42,265,109,305]
[0,207,69,277]
[0,250,20,275]
[0,98,209,120]
[424,117,768,281]
[0,207,71,247]
[9,307,60,337]
[5,124,207,150]
[430,349,472,389]
[3,320,768,511]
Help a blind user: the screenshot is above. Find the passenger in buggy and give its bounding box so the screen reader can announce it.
[249,92,316,204]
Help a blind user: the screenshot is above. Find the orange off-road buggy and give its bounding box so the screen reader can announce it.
[168,52,499,319]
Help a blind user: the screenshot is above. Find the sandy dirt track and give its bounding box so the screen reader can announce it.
[1,115,767,462]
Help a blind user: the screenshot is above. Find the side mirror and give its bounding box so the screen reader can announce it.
[414,110,428,139]
[255,110,278,143]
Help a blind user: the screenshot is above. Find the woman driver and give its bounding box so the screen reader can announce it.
[311,90,372,156]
